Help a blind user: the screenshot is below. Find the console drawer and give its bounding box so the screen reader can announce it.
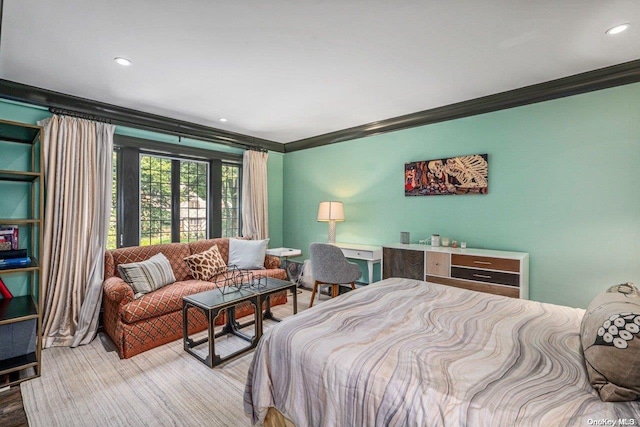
[341,248,374,259]
[426,252,450,277]
[451,254,519,272]
[451,267,519,287]
[427,275,519,298]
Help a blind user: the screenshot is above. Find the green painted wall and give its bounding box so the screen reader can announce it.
[283,82,640,308]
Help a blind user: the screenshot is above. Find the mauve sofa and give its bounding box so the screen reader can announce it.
[102,238,287,359]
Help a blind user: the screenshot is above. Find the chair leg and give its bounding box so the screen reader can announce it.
[309,281,320,308]
[350,282,356,290]
[331,284,339,298]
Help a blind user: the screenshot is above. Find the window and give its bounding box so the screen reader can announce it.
[180,160,208,242]
[221,163,241,237]
[108,135,242,249]
[139,154,211,246]
[140,154,174,246]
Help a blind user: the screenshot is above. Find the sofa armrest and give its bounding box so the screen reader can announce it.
[103,276,135,305]
[264,255,281,270]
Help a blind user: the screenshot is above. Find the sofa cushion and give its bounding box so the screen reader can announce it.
[184,245,227,280]
[229,238,269,269]
[110,243,192,281]
[581,282,640,402]
[118,253,176,299]
[121,279,214,324]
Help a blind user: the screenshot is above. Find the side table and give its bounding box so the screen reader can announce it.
[265,247,302,281]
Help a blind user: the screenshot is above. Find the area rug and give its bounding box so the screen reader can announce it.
[21,289,313,427]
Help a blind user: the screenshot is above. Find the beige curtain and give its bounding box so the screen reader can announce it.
[38,115,115,348]
[242,150,269,240]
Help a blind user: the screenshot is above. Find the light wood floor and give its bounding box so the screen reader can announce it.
[14,287,346,426]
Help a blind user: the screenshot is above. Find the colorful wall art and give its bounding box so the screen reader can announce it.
[405,154,488,196]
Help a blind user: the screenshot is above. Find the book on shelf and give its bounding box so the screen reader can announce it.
[0,277,12,299]
[0,225,19,251]
[0,257,30,270]
[0,249,27,260]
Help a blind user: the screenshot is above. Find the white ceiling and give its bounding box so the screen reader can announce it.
[1,1,639,144]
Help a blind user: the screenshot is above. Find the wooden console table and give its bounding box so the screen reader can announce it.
[382,244,529,298]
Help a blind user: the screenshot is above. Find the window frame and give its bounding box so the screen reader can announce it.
[112,134,242,248]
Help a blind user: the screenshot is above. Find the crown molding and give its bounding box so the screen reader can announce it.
[284,59,640,152]
[2,59,638,155]
[0,79,285,153]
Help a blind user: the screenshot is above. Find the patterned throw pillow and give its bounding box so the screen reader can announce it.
[184,245,227,280]
[580,282,640,402]
[117,253,176,299]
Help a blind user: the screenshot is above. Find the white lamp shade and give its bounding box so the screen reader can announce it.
[317,201,345,222]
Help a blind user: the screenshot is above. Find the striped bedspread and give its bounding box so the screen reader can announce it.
[244,278,640,426]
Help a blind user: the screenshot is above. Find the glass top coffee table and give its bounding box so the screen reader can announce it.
[182,277,297,368]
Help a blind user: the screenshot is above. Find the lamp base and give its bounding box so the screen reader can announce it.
[328,220,336,244]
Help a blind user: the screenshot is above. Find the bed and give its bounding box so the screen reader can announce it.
[244,277,640,426]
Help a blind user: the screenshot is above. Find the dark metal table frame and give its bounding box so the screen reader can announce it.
[183,288,260,368]
[182,278,297,368]
[259,279,298,323]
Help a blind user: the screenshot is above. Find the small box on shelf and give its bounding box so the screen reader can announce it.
[0,225,18,251]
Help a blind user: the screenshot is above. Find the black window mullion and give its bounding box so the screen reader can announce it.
[171,159,181,242]
[210,159,222,238]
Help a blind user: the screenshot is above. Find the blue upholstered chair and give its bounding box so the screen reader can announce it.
[308,243,361,307]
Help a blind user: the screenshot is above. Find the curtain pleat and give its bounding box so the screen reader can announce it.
[38,115,114,348]
[241,150,269,240]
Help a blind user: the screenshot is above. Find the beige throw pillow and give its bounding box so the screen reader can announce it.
[184,245,227,280]
[580,282,640,402]
[117,253,176,299]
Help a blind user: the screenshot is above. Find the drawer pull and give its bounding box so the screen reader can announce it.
[473,261,492,265]
[473,274,492,279]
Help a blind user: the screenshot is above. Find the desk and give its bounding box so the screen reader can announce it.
[265,247,302,259]
[332,242,382,284]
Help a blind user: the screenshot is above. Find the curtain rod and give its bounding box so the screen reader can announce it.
[49,107,112,123]
[48,106,268,152]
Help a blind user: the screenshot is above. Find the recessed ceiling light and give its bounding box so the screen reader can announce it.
[219,118,228,122]
[114,57,132,66]
[606,23,630,35]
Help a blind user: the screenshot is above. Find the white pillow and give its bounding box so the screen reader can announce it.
[228,238,269,270]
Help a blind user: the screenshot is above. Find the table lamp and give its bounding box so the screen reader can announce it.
[317,201,344,244]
